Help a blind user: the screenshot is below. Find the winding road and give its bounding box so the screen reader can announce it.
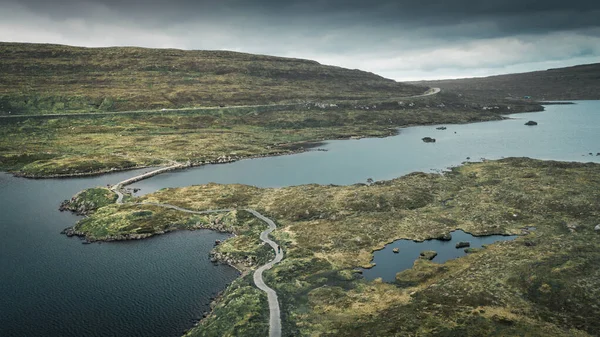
[100,89,443,336]
[1,88,440,119]
[247,209,284,337]
[111,175,284,337]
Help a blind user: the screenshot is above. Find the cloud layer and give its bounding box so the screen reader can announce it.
[1,0,599,80]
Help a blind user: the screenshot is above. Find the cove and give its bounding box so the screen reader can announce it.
[0,171,239,337]
[362,230,518,282]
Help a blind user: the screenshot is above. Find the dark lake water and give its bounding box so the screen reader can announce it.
[362,230,517,282]
[1,101,599,336]
[0,170,239,337]
[129,101,600,193]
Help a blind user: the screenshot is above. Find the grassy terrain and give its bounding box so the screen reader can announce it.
[0,42,425,115]
[0,91,541,177]
[68,158,600,336]
[412,63,600,101]
[59,187,117,215]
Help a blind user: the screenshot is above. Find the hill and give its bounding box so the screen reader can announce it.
[412,63,600,101]
[0,42,424,114]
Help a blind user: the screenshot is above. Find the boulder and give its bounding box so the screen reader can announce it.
[524,121,538,126]
[456,241,471,249]
[419,250,438,260]
[436,126,447,130]
[438,233,452,241]
[422,137,436,143]
[595,224,600,231]
[393,248,399,253]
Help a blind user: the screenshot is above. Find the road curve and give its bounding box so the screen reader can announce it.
[112,197,284,336]
[246,209,283,337]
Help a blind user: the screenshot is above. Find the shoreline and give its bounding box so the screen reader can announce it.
[3,104,545,180]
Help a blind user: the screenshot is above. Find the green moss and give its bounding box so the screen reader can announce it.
[61,187,117,214]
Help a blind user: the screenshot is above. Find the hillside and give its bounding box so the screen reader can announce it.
[0,42,424,114]
[412,63,600,101]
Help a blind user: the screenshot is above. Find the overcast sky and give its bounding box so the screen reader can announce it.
[1,0,599,80]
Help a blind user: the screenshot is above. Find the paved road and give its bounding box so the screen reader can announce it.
[111,163,185,204]
[0,87,441,119]
[112,191,284,336]
[247,209,283,337]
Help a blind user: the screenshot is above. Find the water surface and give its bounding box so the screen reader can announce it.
[1,101,599,336]
[362,230,517,282]
[0,171,239,337]
[130,101,600,193]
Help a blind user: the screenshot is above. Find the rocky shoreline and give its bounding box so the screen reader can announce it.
[11,143,327,179]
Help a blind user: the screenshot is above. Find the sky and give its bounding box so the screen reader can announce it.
[1,0,599,81]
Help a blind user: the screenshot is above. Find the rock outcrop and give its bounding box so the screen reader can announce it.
[419,250,438,260]
[455,241,471,248]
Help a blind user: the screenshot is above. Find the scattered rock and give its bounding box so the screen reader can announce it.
[456,241,471,249]
[422,137,436,143]
[524,120,538,126]
[419,250,438,260]
[566,223,578,233]
[393,248,399,253]
[214,239,222,246]
[438,233,452,241]
[524,240,536,247]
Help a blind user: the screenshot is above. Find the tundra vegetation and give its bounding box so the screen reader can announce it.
[0,42,425,114]
[413,63,600,101]
[0,91,541,177]
[66,158,600,336]
[0,42,542,177]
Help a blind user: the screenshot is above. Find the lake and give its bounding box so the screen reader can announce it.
[362,230,518,282]
[1,101,598,336]
[129,101,600,193]
[0,170,239,337]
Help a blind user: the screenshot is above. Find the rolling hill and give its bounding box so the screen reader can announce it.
[0,42,424,114]
[411,63,600,101]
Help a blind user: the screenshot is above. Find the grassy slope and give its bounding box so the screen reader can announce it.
[0,42,547,177]
[70,158,600,336]
[0,42,424,114]
[412,63,600,101]
[0,91,541,177]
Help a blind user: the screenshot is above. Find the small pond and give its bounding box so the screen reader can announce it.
[362,230,518,282]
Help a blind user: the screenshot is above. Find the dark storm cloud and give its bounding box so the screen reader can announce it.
[1,0,600,80]
[9,0,600,35]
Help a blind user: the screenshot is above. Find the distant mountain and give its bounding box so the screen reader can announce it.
[0,42,424,114]
[411,63,600,101]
